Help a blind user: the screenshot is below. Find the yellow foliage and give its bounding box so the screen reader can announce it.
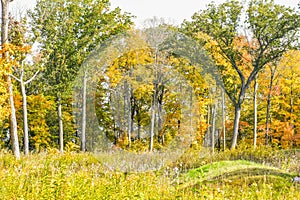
[14,94,55,151]
[0,69,9,125]
[0,43,32,126]
[65,141,80,152]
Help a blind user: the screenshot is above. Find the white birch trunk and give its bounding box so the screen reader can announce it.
[21,80,29,155]
[221,89,226,151]
[81,70,87,152]
[149,101,155,152]
[211,104,216,154]
[58,97,64,153]
[127,84,132,148]
[8,76,20,159]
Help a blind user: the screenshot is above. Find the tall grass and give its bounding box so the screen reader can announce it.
[0,146,299,199]
[174,143,300,173]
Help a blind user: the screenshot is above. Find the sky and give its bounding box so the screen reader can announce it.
[9,0,300,26]
[10,0,35,17]
[109,0,299,26]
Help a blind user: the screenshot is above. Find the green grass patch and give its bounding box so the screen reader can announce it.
[186,160,294,181]
[187,160,259,179]
[180,159,300,199]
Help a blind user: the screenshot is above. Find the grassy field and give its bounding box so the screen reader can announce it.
[0,146,299,199]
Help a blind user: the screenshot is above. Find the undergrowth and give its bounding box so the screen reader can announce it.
[0,146,299,199]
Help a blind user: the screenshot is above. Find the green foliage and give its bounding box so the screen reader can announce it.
[247,0,300,65]
[25,0,133,151]
[44,97,77,148]
[28,0,133,96]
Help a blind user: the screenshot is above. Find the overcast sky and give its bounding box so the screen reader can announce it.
[10,0,300,26]
[109,0,299,26]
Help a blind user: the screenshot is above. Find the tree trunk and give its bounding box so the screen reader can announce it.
[206,105,210,146]
[136,104,141,140]
[123,82,127,145]
[290,91,294,120]
[157,85,164,144]
[1,0,9,45]
[149,85,157,152]
[127,84,132,148]
[221,89,226,151]
[137,121,141,140]
[253,75,258,148]
[81,70,87,152]
[10,69,39,155]
[230,103,241,149]
[8,76,20,159]
[158,100,162,142]
[21,81,29,155]
[57,97,64,153]
[211,104,217,154]
[289,75,294,145]
[149,88,156,152]
[265,68,275,146]
[2,0,20,159]
[149,102,155,152]
[189,88,193,136]
[130,95,135,142]
[116,90,122,140]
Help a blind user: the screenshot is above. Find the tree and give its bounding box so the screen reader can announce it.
[270,51,300,148]
[183,0,300,149]
[11,63,39,155]
[8,16,39,155]
[28,0,132,152]
[1,0,21,159]
[143,19,172,152]
[91,27,205,152]
[265,64,278,145]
